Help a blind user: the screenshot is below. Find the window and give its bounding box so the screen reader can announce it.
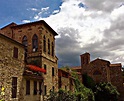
[32,34,38,52]
[52,67,54,76]
[43,36,46,52]
[34,81,37,95]
[52,86,54,92]
[44,85,47,95]
[26,80,30,95]
[65,86,67,90]
[48,39,50,54]
[22,36,28,47]
[39,82,42,95]
[13,47,18,58]
[12,77,17,98]
[44,64,47,74]
[52,42,54,56]
[22,36,28,61]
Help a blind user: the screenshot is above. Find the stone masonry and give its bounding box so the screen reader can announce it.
[1,20,58,100]
[0,33,25,101]
[80,52,124,100]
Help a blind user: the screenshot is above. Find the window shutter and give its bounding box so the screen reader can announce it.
[13,47,18,58]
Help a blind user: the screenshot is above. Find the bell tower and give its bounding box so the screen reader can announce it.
[80,52,90,66]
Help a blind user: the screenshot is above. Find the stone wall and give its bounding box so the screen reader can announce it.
[0,34,25,101]
[19,78,44,101]
[80,53,124,100]
[1,21,59,100]
[11,21,58,95]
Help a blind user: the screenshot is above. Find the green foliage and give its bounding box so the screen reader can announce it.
[83,74,96,90]
[47,72,95,101]
[94,82,120,101]
[46,89,76,101]
[72,73,95,101]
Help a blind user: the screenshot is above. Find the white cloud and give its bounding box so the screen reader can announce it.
[41,7,49,11]
[111,5,124,21]
[33,0,124,66]
[52,10,60,14]
[22,20,31,23]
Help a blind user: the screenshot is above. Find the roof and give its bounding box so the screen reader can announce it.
[80,52,90,56]
[58,68,69,74]
[90,58,110,63]
[0,33,24,47]
[11,20,58,36]
[71,66,81,70]
[110,63,122,67]
[0,22,17,30]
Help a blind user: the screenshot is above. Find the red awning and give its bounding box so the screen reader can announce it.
[26,65,46,73]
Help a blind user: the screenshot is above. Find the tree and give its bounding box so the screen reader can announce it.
[72,72,95,101]
[94,82,120,101]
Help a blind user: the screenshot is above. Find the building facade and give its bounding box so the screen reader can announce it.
[0,33,25,101]
[0,20,58,101]
[80,52,124,100]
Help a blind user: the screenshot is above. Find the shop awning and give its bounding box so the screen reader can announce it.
[26,65,46,73]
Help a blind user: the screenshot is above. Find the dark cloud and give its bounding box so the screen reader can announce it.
[56,27,82,67]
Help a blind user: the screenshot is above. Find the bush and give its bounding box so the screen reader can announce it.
[46,89,76,101]
[72,72,95,101]
[94,82,120,101]
[83,74,96,90]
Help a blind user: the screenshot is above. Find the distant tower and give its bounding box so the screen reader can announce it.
[80,52,90,67]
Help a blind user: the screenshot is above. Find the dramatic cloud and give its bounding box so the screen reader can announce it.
[32,0,124,67]
[0,0,123,67]
[56,27,82,66]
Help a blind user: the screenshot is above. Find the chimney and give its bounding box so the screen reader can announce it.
[80,52,90,66]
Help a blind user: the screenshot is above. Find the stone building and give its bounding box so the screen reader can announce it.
[58,69,74,91]
[0,20,58,101]
[0,33,25,101]
[80,52,124,100]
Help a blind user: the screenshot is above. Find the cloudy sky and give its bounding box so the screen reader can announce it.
[0,0,124,67]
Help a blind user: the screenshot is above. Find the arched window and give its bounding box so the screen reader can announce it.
[52,42,54,56]
[43,36,46,52]
[93,70,102,75]
[22,36,28,62]
[32,34,38,52]
[22,36,28,47]
[48,39,50,54]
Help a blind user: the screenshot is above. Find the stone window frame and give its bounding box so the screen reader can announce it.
[44,85,47,95]
[48,39,50,54]
[13,47,18,59]
[11,77,17,98]
[52,67,55,76]
[26,80,30,95]
[43,36,46,52]
[22,35,28,47]
[39,82,42,95]
[33,81,37,95]
[32,34,38,52]
[44,64,47,74]
[52,86,54,92]
[52,42,54,56]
